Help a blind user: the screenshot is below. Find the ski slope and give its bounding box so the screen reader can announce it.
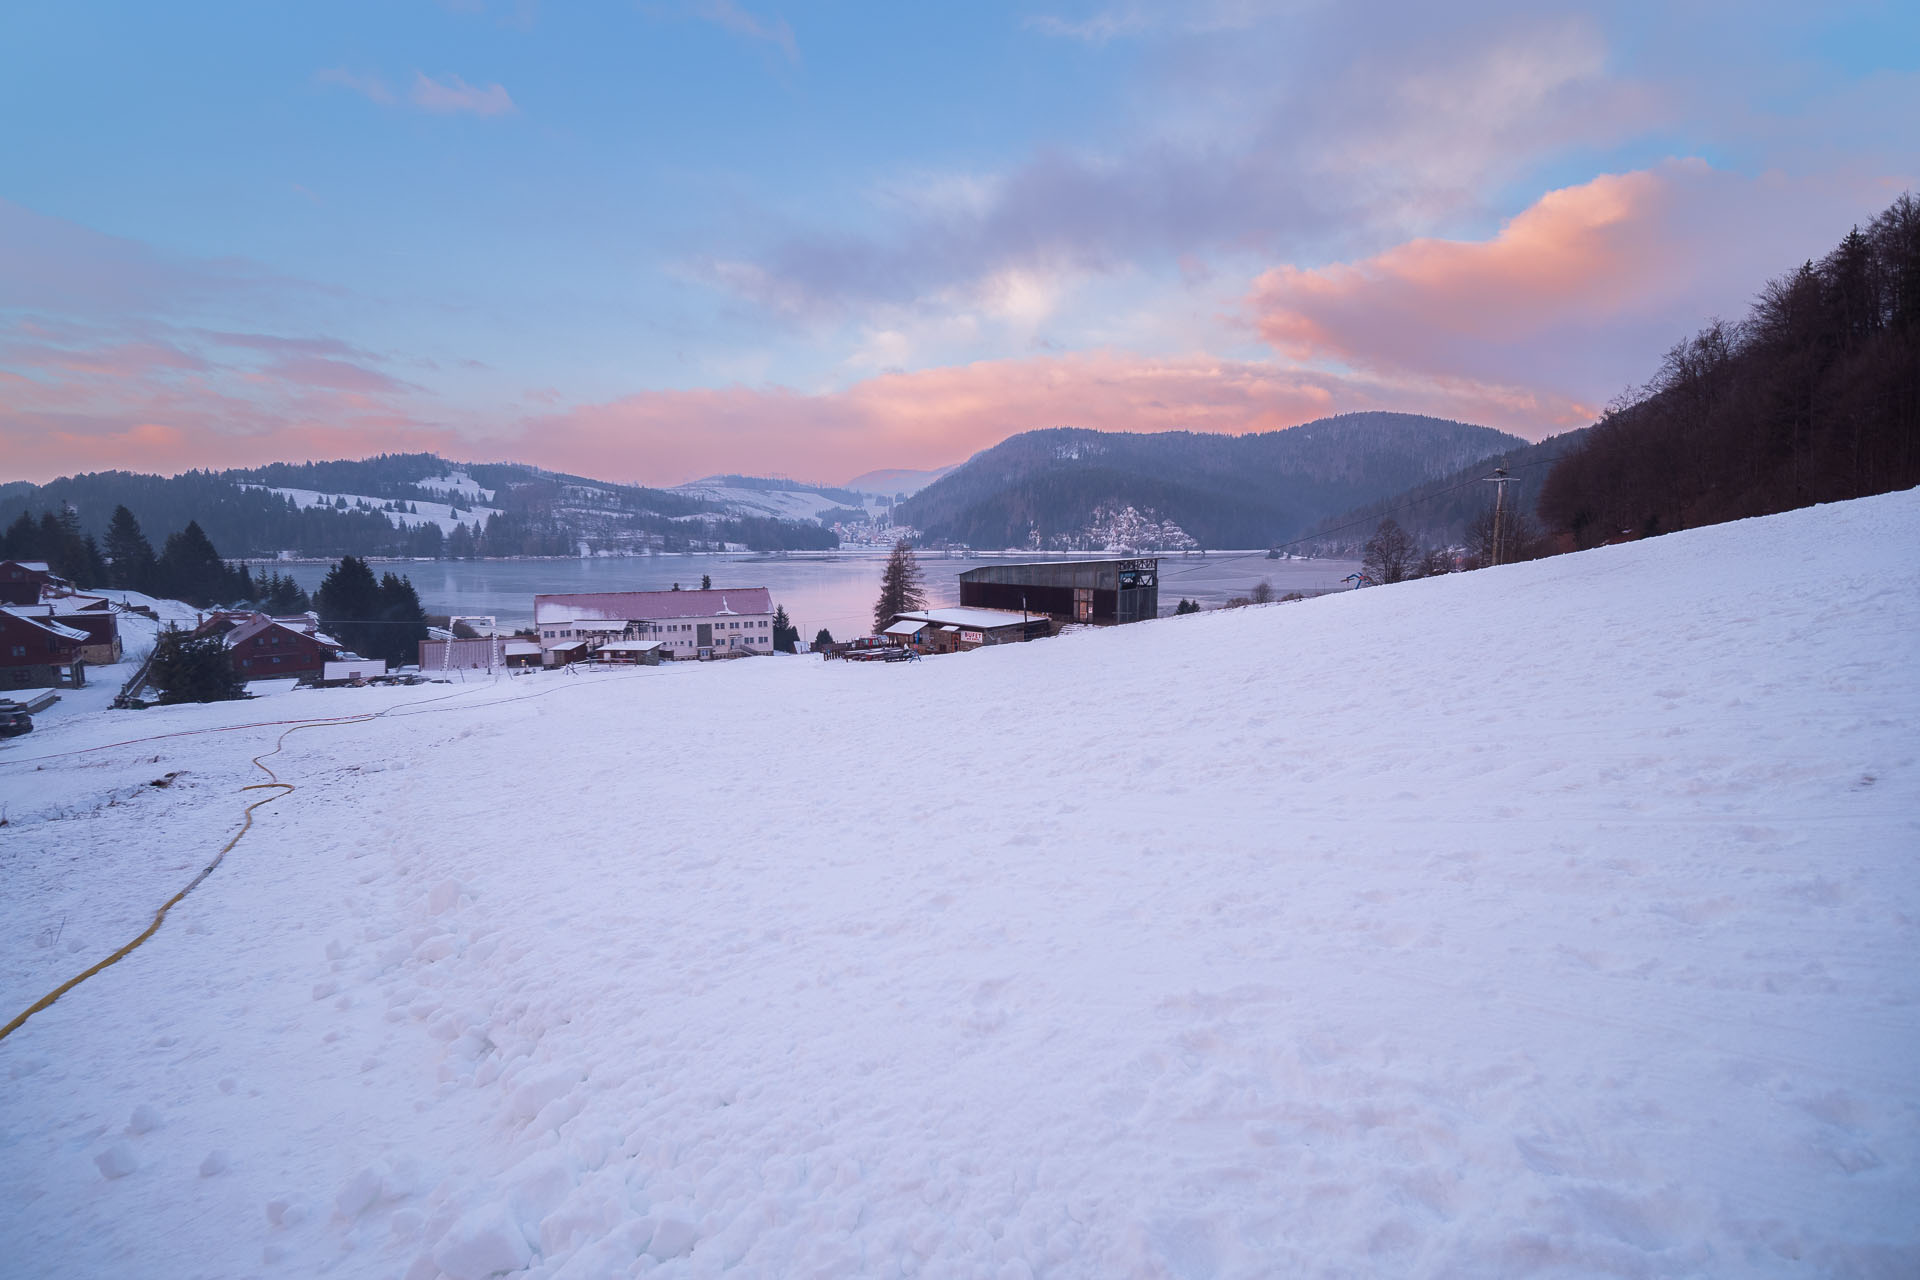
[1,490,1915,1278]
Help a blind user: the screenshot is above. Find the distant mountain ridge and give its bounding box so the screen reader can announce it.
[893,414,1527,550]
[845,464,958,498]
[0,453,839,559]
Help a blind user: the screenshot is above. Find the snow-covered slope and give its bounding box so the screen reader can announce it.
[669,477,884,524]
[239,485,503,534]
[2,491,1916,1278]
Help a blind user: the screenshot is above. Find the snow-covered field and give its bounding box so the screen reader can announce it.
[2,491,1915,1279]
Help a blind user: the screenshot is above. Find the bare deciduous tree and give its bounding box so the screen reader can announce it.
[1361,518,1417,584]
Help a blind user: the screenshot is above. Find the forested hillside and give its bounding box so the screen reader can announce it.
[895,414,1525,549]
[1306,430,1591,555]
[0,455,837,560]
[1540,193,1919,547]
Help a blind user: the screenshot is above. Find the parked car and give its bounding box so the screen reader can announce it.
[0,701,33,737]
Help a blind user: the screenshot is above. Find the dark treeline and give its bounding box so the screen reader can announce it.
[4,502,312,610]
[314,555,428,666]
[0,470,435,559]
[0,454,839,559]
[1541,194,1920,547]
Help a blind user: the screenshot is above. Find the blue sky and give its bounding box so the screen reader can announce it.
[3,1,1916,483]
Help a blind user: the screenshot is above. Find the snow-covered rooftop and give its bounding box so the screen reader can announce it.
[890,605,1044,630]
[534,588,773,625]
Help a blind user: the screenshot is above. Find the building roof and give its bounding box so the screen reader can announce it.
[882,619,927,636]
[0,607,89,642]
[224,614,333,651]
[549,639,587,652]
[503,641,542,656]
[595,640,663,653]
[890,606,1044,631]
[1,560,53,573]
[534,587,774,625]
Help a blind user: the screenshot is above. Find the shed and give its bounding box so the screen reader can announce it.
[594,640,664,666]
[323,659,388,684]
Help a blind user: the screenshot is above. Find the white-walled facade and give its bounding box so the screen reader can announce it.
[533,588,775,662]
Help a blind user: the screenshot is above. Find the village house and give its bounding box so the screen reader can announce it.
[532,588,775,663]
[0,560,68,607]
[5,595,122,665]
[0,606,88,689]
[203,611,344,680]
[881,606,1054,654]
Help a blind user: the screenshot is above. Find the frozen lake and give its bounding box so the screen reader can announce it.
[268,550,1363,640]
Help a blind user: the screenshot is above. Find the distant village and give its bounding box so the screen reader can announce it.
[0,553,1167,712]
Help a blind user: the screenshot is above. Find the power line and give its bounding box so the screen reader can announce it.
[1162,453,1564,580]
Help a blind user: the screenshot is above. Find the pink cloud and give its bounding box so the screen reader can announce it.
[410,71,517,116]
[513,350,1592,486]
[1248,160,1902,408]
[691,0,798,64]
[263,354,419,394]
[315,67,395,106]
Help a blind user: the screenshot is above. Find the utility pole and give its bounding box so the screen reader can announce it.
[1483,466,1513,566]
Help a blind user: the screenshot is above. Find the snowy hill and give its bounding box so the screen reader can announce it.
[1,490,1915,1277]
[668,475,887,524]
[844,464,958,498]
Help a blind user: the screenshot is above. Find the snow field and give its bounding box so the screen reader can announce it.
[1,490,1916,1278]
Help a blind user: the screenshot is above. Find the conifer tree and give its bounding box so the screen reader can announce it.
[375,571,428,666]
[148,626,247,704]
[1,511,37,559]
[104,505,159,593]
[771,605,798,653]
[157,521,240,606]
[813,627,835,650]
[315,556,383,657]
[872,537,926,632]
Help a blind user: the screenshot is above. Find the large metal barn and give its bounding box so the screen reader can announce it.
[956,557,1160,624]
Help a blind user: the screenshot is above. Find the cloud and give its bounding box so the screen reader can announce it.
[684,13,1662,328]
[410,71,518,116]
[314,66,395,106]
[316,66,516,116]
[262,355,421,394]
[690,0,797,63]
[1248,160,1900,408]
[1023,9,1153,44]
[513,349,1590,486]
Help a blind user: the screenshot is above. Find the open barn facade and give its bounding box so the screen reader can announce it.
[957,558,1160,624]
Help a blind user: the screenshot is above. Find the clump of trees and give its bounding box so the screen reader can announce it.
[314,556,427,666]
[1174,598,1201,615]
[872,537,926,632]
[148,627,248,704]
[2,507,107,586]
[813,627,835,650]
[1539,193,1920,547]
[771,606,800,653]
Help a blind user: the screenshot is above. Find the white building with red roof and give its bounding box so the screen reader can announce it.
[532,587,774,662]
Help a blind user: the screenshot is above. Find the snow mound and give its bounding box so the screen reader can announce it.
[2,489,1916,1278]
